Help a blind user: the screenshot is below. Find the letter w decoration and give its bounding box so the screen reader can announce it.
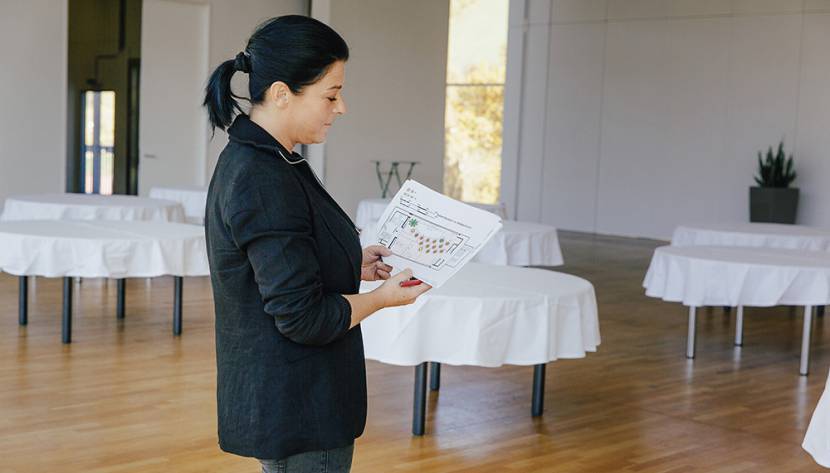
[373,161,419,198]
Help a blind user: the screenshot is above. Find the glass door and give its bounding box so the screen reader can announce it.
[80,90,116,195]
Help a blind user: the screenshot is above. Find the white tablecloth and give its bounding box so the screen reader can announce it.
[1,193,185,223]
[361,220,563,267]
[672,223,830,251]
[359,263,600,367]
[148,186,208,224]
[355,198,508,231]
[474,220,563,266]
[354,198,392,231]
[0,221,208,278]
[643,245,830,307]
[804,369,830,468]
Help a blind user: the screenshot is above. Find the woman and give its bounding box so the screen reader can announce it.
[202,15,430,473]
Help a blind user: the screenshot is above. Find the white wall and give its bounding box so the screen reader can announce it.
[322,0,449,219]
[0,0,67,205]
[139,0,209,195]
[504,0,830,240]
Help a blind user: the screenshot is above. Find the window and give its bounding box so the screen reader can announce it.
[81,90,116,195]
[444,0,509,204]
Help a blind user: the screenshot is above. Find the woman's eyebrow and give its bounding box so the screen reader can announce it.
[327,85,343,90]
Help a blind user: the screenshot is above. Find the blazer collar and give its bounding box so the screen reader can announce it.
[227,114,299,158]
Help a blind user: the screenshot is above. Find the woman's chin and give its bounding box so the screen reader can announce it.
[299,134,327,145]
[314,130,330,143]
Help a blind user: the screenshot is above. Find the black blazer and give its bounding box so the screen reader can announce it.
[205,114,366,460]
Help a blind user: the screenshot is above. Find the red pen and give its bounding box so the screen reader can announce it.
[400,277,422,287]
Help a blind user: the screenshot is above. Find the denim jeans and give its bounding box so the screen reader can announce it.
[259,444,354,473]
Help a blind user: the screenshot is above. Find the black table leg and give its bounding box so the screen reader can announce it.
[19,276,28,325]
[412,362,428,436]
[429,362,441,391]
[173,276,183,336]
[532,364,546,417]
[62,277,73,344]
[116,279,126,320]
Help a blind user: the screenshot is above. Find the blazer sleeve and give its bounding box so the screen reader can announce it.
[225,162,352,346]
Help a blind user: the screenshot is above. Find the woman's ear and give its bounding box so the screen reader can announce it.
[266,81,292,109]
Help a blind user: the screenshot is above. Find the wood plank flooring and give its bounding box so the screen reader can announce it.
[0,231,827,472]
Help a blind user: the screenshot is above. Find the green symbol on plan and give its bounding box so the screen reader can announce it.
[409,218,418,227]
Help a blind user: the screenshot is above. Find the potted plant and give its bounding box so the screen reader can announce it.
[750,140,798,224]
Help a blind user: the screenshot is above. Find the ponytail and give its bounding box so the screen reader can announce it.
[203,59,242,133]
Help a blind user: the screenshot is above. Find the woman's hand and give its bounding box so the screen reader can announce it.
[344,268,432,329]
[361,245,394,281]
[373,269,432,308]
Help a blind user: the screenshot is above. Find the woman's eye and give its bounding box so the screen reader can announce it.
[327,97,337,102]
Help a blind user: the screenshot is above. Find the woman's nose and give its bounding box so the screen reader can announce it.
[336,96,347,115]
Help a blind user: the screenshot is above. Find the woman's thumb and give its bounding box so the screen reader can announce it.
[375,245,393,257]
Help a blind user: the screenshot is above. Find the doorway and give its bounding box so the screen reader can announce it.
[67,0,142,195]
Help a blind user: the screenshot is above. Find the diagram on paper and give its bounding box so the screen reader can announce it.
[376,209,473,270]
[371,179,502,288]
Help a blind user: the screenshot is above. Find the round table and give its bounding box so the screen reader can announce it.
[0,220,209,343]
[1,193,186,223]
[672,223,830,251]
[361,263,599,434]
[361,220,564,267]
[149,186,208,224]
[474,220,563,266]
[355,197,508,231]
[643,245,830,375]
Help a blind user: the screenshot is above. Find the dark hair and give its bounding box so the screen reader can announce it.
[203,15,349,132]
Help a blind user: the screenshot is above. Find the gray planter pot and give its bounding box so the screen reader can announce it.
[749,186,799,224]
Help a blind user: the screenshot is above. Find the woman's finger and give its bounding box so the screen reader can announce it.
[414,283,432,295]
[371,245,392,257]
[375,261,393,273]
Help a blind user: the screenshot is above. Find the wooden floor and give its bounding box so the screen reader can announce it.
[1,231,828,472]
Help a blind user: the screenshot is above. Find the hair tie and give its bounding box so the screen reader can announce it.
[233,51,251,73]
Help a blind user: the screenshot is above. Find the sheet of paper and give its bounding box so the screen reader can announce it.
[370,180,503,288]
